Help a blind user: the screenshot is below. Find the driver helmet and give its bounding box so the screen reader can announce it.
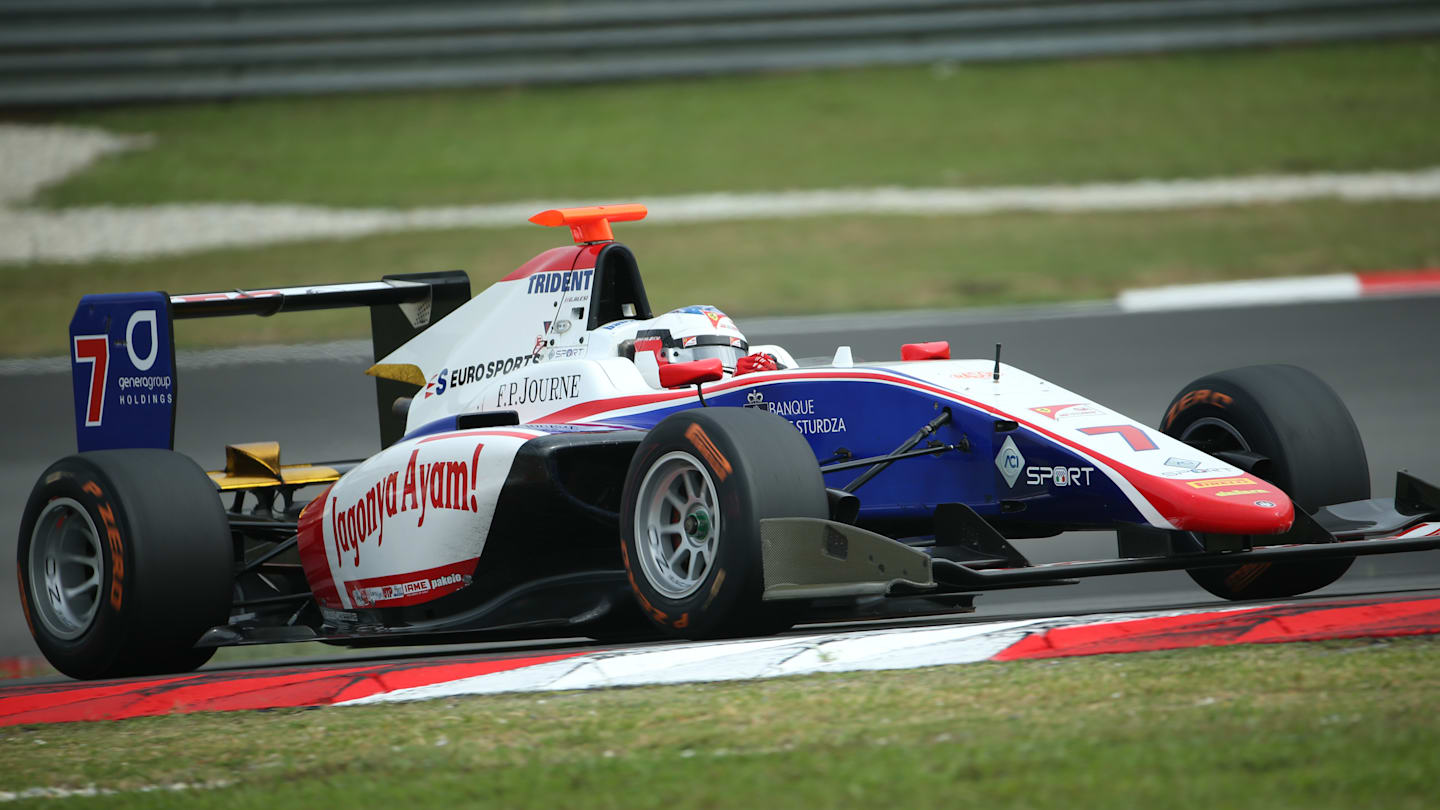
[630,306,748,373]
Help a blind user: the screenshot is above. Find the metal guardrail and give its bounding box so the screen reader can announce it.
[3,0,1439,107]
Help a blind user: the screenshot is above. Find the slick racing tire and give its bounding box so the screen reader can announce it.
[17,450,233,680]
[1161,365,1368,601]
[620,407,827,639]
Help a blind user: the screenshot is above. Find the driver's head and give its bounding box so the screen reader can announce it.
[630,306,747,373]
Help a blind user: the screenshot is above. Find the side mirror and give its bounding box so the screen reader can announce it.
[659,358,724,389]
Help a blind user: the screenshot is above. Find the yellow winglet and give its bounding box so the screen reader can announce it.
[366,362,426,386]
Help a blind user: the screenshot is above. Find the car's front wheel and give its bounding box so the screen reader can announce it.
[1160,364,1368,601]
[619,407,827,639]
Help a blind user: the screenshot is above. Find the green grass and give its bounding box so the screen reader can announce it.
[33,40,1440,208]
[4,199,1438,357]
[3,637,1437,808]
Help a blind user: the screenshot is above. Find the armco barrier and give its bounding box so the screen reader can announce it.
[2,0,1439,106]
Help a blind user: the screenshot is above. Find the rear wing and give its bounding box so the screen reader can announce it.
[68,272,470,453]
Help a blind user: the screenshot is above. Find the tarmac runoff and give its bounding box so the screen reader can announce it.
[4,124,1440,265]
[2,595,1437,727]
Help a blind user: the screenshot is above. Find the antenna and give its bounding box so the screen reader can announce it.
[993,343,1001,382]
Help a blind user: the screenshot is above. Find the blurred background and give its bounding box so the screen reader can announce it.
[1,0,1438,675]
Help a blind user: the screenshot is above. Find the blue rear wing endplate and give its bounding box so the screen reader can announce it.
[70,291,177,452]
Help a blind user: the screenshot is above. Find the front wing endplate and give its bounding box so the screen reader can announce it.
[759,517,935,600]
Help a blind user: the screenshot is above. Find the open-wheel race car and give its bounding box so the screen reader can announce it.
[19,204,1440,679]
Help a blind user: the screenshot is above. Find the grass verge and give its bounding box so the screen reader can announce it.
[2,637,1437,808]
[4,199,1438,357]
[28,41,1440,208]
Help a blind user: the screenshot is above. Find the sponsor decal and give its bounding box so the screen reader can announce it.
[332,444,485,568]
[1215,488,1270,498]
[1160,457,1231,477]
[792,417,847,436]
[552,346,587,360]
[82,480,125,609]
[1077,424,1159,452]
[423,368,447,399]
[351,572,471,606]
[494,373,583,408]
[431,355,542,396]
[682,336,698,348]
[951,371,991,380]
[1254,499,1277,508]
[1188,477,1257,489]
[684,423,732,481]
[527,268,594,296]
[1164,388,1234,429]
[114,372,173,407]
[995,436,1024,488]
[74,312,175,417]
[124,310,158,371]
[1030,403,1103,421]
[1026,465,1095,487]
[737,390,845,434]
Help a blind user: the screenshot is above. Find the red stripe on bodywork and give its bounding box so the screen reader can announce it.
[499,246,587,281]
[417,429,542,444]
[0,652,590,727]
[993,597,1440,660]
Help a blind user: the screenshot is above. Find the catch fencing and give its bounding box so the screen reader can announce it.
[3,0,1439,106]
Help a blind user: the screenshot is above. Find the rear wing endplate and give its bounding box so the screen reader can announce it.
[68,273,470,453]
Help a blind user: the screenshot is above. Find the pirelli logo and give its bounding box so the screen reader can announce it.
[1188,477,1257,489]
[685,423,732,482]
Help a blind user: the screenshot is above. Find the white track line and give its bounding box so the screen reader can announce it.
[5,168,1440,264]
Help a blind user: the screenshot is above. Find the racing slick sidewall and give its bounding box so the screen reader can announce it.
[17,450,232,680]
[619,408,827,638]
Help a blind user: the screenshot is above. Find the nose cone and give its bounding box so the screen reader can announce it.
[1138,475,1295,535]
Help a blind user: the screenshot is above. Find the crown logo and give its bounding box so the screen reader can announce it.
[744,389,765,408]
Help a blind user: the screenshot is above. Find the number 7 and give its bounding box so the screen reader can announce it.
[74,335,109,427]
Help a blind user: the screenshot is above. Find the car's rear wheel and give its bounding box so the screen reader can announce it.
[18,450,233,679]
[1160,365,1368,601]
[619,407,827,639]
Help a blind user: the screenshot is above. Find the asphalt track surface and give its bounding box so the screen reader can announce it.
[2,296,1438,677]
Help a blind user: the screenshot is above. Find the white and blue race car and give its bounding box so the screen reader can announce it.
[19,204,1440,679]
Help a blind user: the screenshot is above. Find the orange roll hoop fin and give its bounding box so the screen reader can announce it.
[528,204,649,244]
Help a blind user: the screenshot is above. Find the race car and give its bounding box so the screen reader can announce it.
[18,203,1440,680]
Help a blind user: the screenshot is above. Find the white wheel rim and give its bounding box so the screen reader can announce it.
[633,451,720,599]
[28,498,105,641]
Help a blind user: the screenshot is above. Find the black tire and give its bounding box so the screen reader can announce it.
[17,450,233,680]
[619,407,827,639]
[1160,364,1368,601]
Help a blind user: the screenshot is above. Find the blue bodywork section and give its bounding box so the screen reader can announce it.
[596,374,1146,526]
[69,291,176,452]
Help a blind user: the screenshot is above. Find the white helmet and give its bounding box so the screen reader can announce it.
[629,306,748,373]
